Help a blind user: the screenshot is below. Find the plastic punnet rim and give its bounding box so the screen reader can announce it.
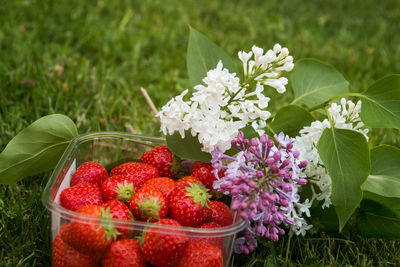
[41,132,248,237]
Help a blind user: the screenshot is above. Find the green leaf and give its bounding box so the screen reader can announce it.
[240,124,259,139]
[187,27,238,87]
[0,114,78,184]
[359,75,400,129]
[270,105,314,137]
[291,59,349,107]
[356,192,400,238]
[309,204,340,233]
[317,128,370,230]
[166,125,256,162]
[362,145,400,198]
[166,131,211,162]
[362,191,400,215]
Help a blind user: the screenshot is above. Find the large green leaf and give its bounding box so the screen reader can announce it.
[291,59,349,107]
[0,114,78,184]
[187,27,238,87]
[317,128,370,230]
[270,105,314,137]
[359,75,400,129]
[356,192,400,238]
[362,145,400,198]
[166,131,211,162]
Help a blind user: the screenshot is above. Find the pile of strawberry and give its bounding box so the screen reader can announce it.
[54,145,233,267]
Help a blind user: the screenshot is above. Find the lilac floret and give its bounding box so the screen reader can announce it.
[212,131,308,254]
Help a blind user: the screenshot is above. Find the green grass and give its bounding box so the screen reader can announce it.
[0,0,399,265]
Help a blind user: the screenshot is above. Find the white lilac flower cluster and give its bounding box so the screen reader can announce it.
[293,98,369,209]
[211,132,308,254]
[239,44,294,93]
[157,44,294,153]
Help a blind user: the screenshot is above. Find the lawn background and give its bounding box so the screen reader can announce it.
[1,0,400,266]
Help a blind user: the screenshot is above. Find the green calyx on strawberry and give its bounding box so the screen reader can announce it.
[101,175,136,203]
[136,195,164,220]
[100,206,122,241]
[61,205,120,253]
[141,145,181,178]
[102,199,134,238]
[130,187,168,222]
[169,182,212,227]
[114,180,135,202]
[185,182,212,208]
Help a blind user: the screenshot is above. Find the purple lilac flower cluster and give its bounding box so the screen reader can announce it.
[211,131,308,254]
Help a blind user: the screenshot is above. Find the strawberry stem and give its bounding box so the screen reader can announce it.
[115,181,135,202]
[136,195,164,221]
[100,206,122,241]
[185,182,212,208]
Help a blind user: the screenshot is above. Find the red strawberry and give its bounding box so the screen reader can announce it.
[197,222,223,248]
[70,161,108,188]
[60,183,103,211]
[177,241,223,267]
[141,177,176,199]
[52,233,99,267]
[140,145,181,178]
[190,161,221,190]
[175,176,202,188]
[110,162,159,189]
[102,200,134,238]
[142,218,189,267]
[168,182,211,227]
[101,175,137,203]
[199,221,221,228]
[129,187,168,222]
[60,205,120,253]
[102,239,147,267]
[206,201,233,226]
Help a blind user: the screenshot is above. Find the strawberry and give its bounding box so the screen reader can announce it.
[190,161,222,190]
[60,205,120,253]
[129,187,168,222]
[101,239,147,267]
[140,145,181,178]
[70,161,108,188]
[110,162,159,189]
[175,176,202,188]
[177,241,223,267]
[102,199,134,238]
[141,177,176,199]
[101,175,137,203]
[197,222,223,248]
[142,218,189,267]
[206,200,233,226]
[60,183,103,211]
[168,182,211,227]
[52,233,99,267]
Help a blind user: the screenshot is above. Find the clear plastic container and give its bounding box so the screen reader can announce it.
[42,132,247,266]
